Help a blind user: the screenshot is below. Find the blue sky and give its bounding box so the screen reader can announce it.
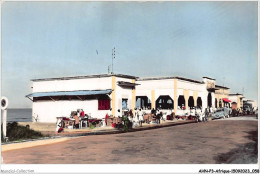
[1,1,258,108]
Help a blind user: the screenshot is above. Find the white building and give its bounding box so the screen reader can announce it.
[26,74,137,123]
[26,74,230,123]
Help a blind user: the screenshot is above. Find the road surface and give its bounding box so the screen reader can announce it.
[2,117,258,164]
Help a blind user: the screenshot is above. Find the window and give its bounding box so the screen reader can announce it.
[98,99,110,110]
[122,99,128,110]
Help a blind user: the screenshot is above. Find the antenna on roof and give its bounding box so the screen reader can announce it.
[108,65,110,74]
[112,47,115,74]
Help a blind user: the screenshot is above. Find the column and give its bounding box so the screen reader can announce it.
[183,89,189,109]
[151,90,155,109]
[112,76,116,117]
[193,91,198,107]
[174,78,177,114]
[132,79,136,112]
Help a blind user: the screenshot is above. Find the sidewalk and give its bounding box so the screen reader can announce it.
[2,119,196,152]
[41,119,196,137]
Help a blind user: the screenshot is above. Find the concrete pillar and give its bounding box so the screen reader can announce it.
[237,96,241,110]
[193,91,198,107]
[183,89,189,109]
[112,76,116,117]
[151,90,155,109]
[174,78,177,114]
[132,79,136,112]
[212,92,215,109]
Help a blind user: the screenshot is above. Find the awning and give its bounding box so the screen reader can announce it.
[26,89,113,98]
[223,98,231,102]
[117,81,140,87]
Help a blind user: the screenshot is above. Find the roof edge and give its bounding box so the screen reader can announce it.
[31,74,137,82]
[203,76,216,80]
[215,85,230,89]
[137,76,203,84]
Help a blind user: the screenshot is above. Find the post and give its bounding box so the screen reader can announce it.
[1,97,9,139]
[151,90,155,109]
[2,110,7,137]
[174,78,177,115]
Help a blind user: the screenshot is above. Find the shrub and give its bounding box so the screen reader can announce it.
[89,123,95,129]
[122,115,130,132]
[2,122,46,142]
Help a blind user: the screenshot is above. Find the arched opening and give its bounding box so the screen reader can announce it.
[178,95,185,108]
[188,96,194,108]
[197,97,202,108]
[156,95,174,110]
[207,93,212,107]
[215,98,218,108]
[136,96,151,109]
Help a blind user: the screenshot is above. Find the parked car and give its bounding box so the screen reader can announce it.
[212,108,229,120]
[243,104,254,115]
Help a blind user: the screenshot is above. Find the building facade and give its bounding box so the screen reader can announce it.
[215,85,230,108]
[26,74,234,123]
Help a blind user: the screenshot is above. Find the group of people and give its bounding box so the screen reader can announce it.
[124,108,164,127]
[125,108,145,127]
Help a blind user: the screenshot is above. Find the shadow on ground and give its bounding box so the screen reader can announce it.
[214,130,258,164]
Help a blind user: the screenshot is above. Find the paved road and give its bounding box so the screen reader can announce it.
[2,118,258,164]
[218,116,258,121]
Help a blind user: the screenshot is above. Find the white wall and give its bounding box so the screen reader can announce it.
[229,96,238,103]
[136,79,174,90]
[177,80,204,92]
[154,89,174,101]
[33,77,112,92]
[32,99,111,123]
[135,89,152,100]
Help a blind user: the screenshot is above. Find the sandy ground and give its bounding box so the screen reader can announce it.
[2,118,257,164]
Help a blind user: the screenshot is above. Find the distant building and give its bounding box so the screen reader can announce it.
[229,93,244,110]
[243,99,258,110]
[215,85,230,108]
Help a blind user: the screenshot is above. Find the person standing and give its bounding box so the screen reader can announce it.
[139,108,144,127]
[105,113,109,126]
[74,112,80,129]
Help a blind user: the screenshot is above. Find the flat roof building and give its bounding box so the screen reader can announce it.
[26,73,235,123]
